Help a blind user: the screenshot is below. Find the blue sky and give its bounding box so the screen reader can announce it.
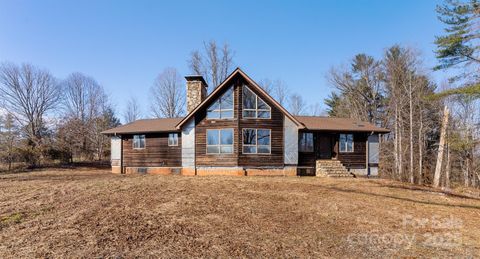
[0,0,445,121]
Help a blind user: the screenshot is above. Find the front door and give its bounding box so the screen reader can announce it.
[316,135,332,159]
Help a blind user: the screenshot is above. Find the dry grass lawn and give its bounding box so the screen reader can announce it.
[0,168,479,258]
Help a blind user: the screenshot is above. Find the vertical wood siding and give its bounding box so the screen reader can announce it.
[122,133,182,167]
[195,74,285,167]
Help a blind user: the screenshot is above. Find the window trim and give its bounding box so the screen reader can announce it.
[168,133,179,146]
[242,85,271,119]
[339,133,354,153]
[299,132,314,153]
[132,134,146,150]
[242,128,272,155]
[206,128,234,154]
[207,85,234,120]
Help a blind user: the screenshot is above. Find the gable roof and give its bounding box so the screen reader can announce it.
[101,118,181,135]
[295,116,390,133]
[101,116,389,135]
[175,68,305,129]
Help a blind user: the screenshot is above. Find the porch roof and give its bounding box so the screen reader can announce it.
[295,116,390,133]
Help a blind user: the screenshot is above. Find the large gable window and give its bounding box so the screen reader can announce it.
[242,85,271,119]
[207,86,234,119]
[207,129,234,154]
[133,135,145,149]
[242,128,271,154]
[339,134,354,152]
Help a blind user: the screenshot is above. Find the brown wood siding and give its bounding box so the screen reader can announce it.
[194,74,284,167]
[122,133,182,167]
[298,152,316,167]
[195,76,240,167]
[337,133,367,168]
[238,78,284,167]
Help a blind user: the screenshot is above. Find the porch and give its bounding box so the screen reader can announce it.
[297,131,376,177]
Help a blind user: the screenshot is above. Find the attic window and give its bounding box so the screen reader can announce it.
[207,86,234,119]
[242,85,271,119]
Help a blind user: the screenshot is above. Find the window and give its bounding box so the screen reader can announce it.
[168,133,178,146]
[242,85,271,119]
[207,86,234,119]
[242,129,271,154]
[299,133,314,152]
[206,129,234,154]
[339,134,354,152]
[133,135,145,149]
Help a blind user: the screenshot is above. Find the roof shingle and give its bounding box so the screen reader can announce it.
[101,118,182,134]
[102,116,389,135]
[295,116,389,133]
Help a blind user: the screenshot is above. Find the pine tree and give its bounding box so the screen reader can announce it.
[434,0,480,97]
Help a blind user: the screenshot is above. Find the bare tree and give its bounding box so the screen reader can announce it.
[289,94,306,116]
[0,63,60,166]
[258,78,289,106]
[63,72,104,121]
[61,72,116,161]
[188,40,234,91]
[189,50,204,76]
[309,102,323,116]
[150,68,186,118]
[272,79,289,106]
[123,96,142,123]
[0,113,19,171]
[258,78,274,95]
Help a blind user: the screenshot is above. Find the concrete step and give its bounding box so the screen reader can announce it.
[315,159,353,177]
[316,161,343,165]
[317,166,346,170]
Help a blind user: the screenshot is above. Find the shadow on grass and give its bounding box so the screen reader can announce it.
[318,183,480,210]
[0,162,115,182]
[367,180,480,201]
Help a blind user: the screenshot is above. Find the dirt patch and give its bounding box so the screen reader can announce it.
[0,169,479,258]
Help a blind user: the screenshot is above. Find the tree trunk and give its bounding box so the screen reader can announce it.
[471,149,476,187]
[394,104,399,180]
[409,80,414,184]
[445,143,450,189]
[418,111,424,185]
[399,119,403,181]
[433,106,449,188]
[463,159,469,187]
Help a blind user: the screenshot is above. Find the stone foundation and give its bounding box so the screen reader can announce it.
[196,167,245,176]
[123,167,181,175]
[245,167,297,176]
[114,166,298,177]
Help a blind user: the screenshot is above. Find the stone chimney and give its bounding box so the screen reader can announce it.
[185,75,208,113]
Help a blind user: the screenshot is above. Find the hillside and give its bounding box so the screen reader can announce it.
[0,169,479,258]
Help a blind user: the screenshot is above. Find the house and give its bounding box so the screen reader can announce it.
[102,68,389,177]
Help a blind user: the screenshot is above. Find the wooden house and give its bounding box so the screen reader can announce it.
[102,68,389,177]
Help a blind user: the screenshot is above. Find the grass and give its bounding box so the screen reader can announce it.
[0,168,479,258]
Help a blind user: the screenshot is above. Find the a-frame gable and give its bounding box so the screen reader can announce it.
[176,68,304,129]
